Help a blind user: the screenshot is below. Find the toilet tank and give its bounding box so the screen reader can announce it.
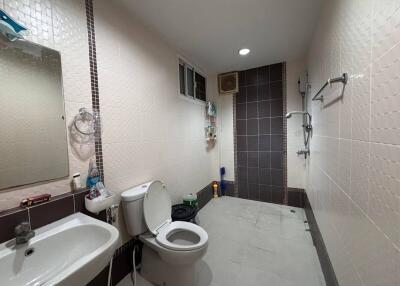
[121,183,150,236]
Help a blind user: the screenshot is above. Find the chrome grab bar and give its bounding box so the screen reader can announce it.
[312,73,348,101]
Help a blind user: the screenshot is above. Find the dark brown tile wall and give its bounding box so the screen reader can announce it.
[287,187,305,208]
[110,240,142,286]
[86,266,109,286]
[197,183,214,210]
[0,208,29,243]
[86,239,142,286]
[0,189,107,244]
[29,194,74,229]
[235,63,287,204]
[224,181,235,196]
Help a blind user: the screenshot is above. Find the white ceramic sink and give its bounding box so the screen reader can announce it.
[0,212,119,286]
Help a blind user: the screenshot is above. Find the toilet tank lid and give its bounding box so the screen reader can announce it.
[121,183,151,202]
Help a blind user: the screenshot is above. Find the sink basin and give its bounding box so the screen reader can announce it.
[0,212,119,286]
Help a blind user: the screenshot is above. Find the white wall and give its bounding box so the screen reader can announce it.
[93,0,219,241]
[306,0,400,285]
[217,95,234,181]
[0,0,95,210]
[0,0,219,234]
[286,58,307,189]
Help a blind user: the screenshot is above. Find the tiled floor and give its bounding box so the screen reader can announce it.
[197,197,324,286]
[118,197,325,286]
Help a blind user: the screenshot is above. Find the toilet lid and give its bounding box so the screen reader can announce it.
[143,180,172,235]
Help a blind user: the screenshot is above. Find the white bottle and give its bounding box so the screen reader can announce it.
[72,173,81,191]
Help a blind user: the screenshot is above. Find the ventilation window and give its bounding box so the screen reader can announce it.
[179,58,206,102]
[195,72,206,101]
[187,66,194,97]
[179,63,185,95]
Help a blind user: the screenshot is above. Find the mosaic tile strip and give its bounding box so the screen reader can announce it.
[85,0,104,182]
[282,62,288,204]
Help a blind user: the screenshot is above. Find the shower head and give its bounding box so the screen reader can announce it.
[285,111,312,122]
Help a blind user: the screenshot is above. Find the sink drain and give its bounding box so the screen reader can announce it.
[25,248,34,257]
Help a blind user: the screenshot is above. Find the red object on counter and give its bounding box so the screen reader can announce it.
[20,194,51,207]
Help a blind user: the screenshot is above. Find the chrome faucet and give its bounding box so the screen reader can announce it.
[15,222,35,245]
[297,149,310,159]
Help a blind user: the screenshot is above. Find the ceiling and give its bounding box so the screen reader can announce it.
[120,0,322,74]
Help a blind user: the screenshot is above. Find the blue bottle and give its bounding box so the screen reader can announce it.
[86,160,100,188]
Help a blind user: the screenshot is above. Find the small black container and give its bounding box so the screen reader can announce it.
[171,204,197,222]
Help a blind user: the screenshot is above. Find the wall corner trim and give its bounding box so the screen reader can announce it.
[304,192,339,286]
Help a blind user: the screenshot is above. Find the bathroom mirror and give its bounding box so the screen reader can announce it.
[0,38,69,190]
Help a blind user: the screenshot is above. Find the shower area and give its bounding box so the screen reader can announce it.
[234,63,287,203]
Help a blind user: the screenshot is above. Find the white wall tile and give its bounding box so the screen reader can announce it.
[350,140,369,213]
[351,0,373,74]
[345,200,400,286]
[337,139,351,195]
[351,66,371,141]
[372,0,400,61]
[339,79,352,139]
[93,0,219,232]
[0,0,93,210]
[4,0,54,47]
[306,0,400,284]
[368,143,400,248]
[218,95,234,177]
[371,42,400,145]
[286,58,307,189]
[0,0,219,212]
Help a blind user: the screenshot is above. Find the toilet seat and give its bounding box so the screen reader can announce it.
[155,221,208,251]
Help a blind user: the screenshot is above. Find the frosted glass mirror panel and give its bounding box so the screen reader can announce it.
[0,39,68,190]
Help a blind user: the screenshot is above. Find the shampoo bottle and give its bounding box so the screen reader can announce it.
[86,159,100,188]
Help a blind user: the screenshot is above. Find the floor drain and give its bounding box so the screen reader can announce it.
[290,209,296,213]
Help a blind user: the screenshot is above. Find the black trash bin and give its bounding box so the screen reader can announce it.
[171,204,197,223]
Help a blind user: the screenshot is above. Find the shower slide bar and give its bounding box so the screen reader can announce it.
[312,73,348,101]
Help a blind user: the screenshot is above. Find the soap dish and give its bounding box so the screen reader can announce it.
[85,194,114,214]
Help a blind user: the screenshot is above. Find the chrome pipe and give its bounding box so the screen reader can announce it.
[312,73,348,101]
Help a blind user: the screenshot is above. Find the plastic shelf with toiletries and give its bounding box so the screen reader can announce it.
[85,182,115,214]
[205,101,217,141]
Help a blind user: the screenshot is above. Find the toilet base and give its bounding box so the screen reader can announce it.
[141,244,196,286]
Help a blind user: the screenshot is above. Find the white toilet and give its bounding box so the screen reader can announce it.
[121,180,208,286]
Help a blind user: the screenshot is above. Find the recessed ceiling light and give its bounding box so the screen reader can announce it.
[239,48,250,56]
